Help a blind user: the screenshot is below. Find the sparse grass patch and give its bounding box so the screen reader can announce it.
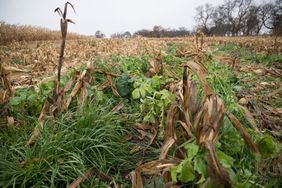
[250,53,282,66]
[11,58,25,65]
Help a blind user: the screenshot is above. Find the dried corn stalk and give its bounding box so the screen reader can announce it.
[55,1,75,85]
[0,62,13,126]
[0,63,12,102]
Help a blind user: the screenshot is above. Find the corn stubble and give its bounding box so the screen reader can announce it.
[131,33,260,188]
[0,62,13,126]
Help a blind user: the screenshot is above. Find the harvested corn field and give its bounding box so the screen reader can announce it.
[1,1,282,188]
[1,34,281,188]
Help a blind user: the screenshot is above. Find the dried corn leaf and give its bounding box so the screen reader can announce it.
[0,63,12,101]
[262,103,282,117]
[93,68,119,77]
[159,137,175,160]
[136,129,150,140]
[130,170,143,188]
[165,65,179,79]
[177,121,193,138]
[167,81,182,98]
[77,86,87,105]
[3,66,29,73]
[107,75,121,97]
[65,80,83,109]
[183,66,189,112]
[165,103,178,140]
[136,159,180,176]
[133,123,157,146]
[63,68,92,110]
[52,92,64,114]
[130,159,181,187]
[111,100,124,113]
[187,80,199,115]
[146,60,162,77]
[69,166,111,188]
[264,86,282,99]
[7,116,14,127]
[63,70,79,92]
[185,61,212,96]
[205,141,232,188]
[195,95,225,144]
[97,80,110,90]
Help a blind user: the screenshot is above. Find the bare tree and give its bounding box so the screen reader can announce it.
[210,5,231,36]
[264,0,282,36]
[255,3,274,35]
[243,5,260,35]
[153,25,164,37]
[195,3,214,35]
[193,0,281,36]
[224,0,253,36]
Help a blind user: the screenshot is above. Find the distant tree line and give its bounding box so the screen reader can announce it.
[194,0,282,36]
[109,26,192,38]
[111,31,131,38]
[133,26,192,38]
[96,0,281,38]
[96,26,192,39]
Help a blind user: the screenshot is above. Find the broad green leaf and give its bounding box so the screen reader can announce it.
[151,76,163,89]
[221,118,242,155]
[27,94,36,103]
[143,113,155,123]
[147,87,154,94]
[194,156,207,184]
[116,73,133,97]
[257,135,278,158]
[217,150,234,169]
[184,143,199,160]
[133,81,140,88]
[132,89,140,99]
[140,87,146,97]
[179,159,195,183]
[9,96,24,106]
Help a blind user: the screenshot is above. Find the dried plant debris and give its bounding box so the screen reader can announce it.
[0,62,13,126]
[131,39,260,187]
[69,165,112,188]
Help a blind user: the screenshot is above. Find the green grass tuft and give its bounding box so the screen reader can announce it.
[0,100,133,187]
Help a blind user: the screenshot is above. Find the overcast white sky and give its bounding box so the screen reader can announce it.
[0,0,269,37]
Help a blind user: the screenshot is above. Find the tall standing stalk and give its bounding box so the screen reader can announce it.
[55,2,75,86]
